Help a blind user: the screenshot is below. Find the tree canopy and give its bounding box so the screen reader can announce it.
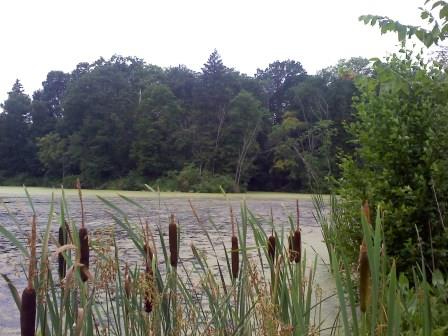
[0,52,368,191]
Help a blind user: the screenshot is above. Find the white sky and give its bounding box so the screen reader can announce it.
[0,0,424,102]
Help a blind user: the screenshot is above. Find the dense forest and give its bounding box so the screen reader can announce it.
[0,51,371,192]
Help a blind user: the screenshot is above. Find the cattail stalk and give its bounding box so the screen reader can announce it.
[58,222,67,280]
[268,208,276,264]
[141,220,155,313]
[79,227,89,282]
[292,229,301,263]
[144,266,153,313]
[288,234,294,262]
[230,207,239,280]
[268,233,276,264]
[288,201,302,263]
[169,214,178,268]
[77,179,89,282]
[359,242,370,313]
[21,215,37,336]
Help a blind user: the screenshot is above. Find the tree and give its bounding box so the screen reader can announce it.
[193,50,241,173]
[256,60,307,124]
[31,71,70,138]
[60,56,149,185]
[221,91,265,191]
[131,84,188,177]
[0,80,38,178]
[37,132,69,178]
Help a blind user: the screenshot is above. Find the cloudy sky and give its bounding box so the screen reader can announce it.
[0,0,424,102]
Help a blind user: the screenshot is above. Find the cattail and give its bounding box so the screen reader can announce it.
[58,223,67,280]
[292,229,301,263]
[230,207,239,280]
[79,227,89,282]
[168,214,178,268]
[288,234,295,262]
[21,215,37,336]
[21,288,36,336]
[288,230,301,263]
[231,236,239,279]
[268,232,276,264]
[76,179,89,282]
[144,264,153,313]
[359,243,370,313]
[292,200,301,263]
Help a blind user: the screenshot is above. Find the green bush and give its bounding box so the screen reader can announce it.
[335,54,448,274]
[153,164,237,193]
[101,172,147,191]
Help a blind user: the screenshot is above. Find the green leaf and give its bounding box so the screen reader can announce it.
[0,222,29,257]
[398,26,407,41]
[1,274,21,311]
[440,5,448,18]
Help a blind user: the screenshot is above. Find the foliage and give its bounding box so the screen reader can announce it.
[0,81,39,177]
[155,164,235,193]
[335,53,448,274]
[314,195,448,335]
[359,0,448,48]
[0,53,367,192]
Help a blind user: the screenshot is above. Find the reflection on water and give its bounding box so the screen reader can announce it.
[0,193,336,334]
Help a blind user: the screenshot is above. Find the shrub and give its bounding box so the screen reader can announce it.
[335,54,448,274]
[154,164,237,193]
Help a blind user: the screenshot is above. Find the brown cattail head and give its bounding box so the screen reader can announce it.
[268,233,276,264]
[231,236,239,279]
[359,243,370,313]
[58,225,67,280]
[21,287,36,336]
[288,234,294,262]
[168,214,178,268]
[288,229,301,263]
[144,264,153,313]
[79,227,89,282]
[293,229,301,263]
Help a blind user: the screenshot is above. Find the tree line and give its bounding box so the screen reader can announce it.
[0,51,371,192]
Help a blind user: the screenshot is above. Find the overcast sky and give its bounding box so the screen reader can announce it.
[0,0,424,102]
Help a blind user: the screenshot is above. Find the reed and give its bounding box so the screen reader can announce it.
[144,264,153,313]
[230,207,239,280]
[168,214,178,268]
[58,222,67,280]
[0,188,442,335]
[267,231,276,264]
[76,179,89,282]
[358,242,370,313]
